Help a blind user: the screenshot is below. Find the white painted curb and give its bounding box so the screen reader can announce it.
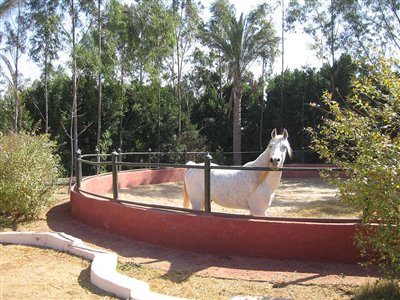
[0,231,184,300]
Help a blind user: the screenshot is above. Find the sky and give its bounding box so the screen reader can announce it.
[7,0,321,82]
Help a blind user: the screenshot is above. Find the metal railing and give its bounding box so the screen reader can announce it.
[75,149,341,215]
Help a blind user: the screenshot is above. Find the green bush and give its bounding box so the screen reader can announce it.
[308,57,400,279]
[0,132,62,222]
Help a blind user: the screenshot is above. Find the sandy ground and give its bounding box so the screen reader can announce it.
[112,178,361,218]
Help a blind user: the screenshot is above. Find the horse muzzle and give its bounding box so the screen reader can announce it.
[270,158,281,168]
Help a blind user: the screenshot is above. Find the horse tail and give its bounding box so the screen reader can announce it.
[183,180,190,209]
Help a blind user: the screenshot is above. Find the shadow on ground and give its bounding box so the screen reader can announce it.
[45,199,378,286]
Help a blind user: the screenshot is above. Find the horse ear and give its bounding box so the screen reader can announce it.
[271,128,277,138]
[283,129,289,139]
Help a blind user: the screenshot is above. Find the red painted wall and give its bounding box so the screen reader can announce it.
[282,164,336,178]
[71,167,363,263]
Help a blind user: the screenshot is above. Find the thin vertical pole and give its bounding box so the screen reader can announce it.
[280,0,285,132]
[75,149,82,189]
[148,148,152,166]
[111,151,119,201]
[204,152,212,213]
[117,148,122,172]
[95,146,100,175]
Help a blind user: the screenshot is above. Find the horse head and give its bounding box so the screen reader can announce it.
[267,128,292,168]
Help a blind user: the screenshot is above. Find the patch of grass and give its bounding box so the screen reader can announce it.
[117,261,143,272]
[0,214,15,229]
[288,201,361,218]
[353,280,400,300]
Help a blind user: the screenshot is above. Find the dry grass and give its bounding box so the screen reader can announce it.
[1,244,357,300]
[284,200,361,219]
[0,244,119,300]
[2,243,397,300]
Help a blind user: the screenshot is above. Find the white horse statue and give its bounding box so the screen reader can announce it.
[183,128,292,216]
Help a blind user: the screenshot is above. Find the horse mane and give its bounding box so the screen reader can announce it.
[253,138,274,189]
[255,171,269,189]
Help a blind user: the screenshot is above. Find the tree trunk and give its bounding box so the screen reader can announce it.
[70,0,78,184]
[96,0,102,148]
[13,5,22,132]
[232,80,242,165]
[44,60,49,133]
[44,3,49,134]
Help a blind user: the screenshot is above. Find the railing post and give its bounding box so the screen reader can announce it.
[95,146,100,175]
[76,149,82,189]
[204,152,212,213]
[148,148,152,166]
[117,148,122,172]
[111,151,119,201]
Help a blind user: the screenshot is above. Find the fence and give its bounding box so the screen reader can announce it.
[75,150,341,215]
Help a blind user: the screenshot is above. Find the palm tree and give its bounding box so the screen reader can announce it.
[201,0,278,164]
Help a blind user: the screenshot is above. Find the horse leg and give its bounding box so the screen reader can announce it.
[190,196,204,211]
[183,183,204,210]
[248,192,271,217]
[268,193,276,208]
[183,181,190,208]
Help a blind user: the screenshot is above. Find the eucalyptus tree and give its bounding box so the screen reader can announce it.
[0,0,24,18]
[341,0,400,57]
[27,0,63,133]
[0,2,28,132]
[59,0,96,180]
[102,0,131,149]
[201,0,279,164]
[171,0,202,136]
[286,0,350,67]
[96,0,103,149]
[78,0,107,151]
[129,0,177,83]
[286,0,400,63]
[128,0,177,151]
[103,0,133,84]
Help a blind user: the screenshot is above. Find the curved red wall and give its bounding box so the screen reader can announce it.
[70,167,363,263]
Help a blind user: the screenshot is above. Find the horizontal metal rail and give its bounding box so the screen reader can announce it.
[75,150,343,217]
[77,187,359,223]
[78,158,342,172]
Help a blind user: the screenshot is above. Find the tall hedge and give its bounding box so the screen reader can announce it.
[0,132,62,222]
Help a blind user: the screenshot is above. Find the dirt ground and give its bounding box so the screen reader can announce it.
[0,183,377,300]
[0,244,119,300]
[113,178,361,218]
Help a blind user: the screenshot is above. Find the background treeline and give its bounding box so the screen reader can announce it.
[0,0,398,174]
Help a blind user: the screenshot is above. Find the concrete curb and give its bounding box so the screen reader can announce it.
[0,231,184,300]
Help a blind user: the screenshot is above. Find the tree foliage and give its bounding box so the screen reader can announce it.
[308,57,400,278]
[27,0,63,133]
[287,0,400,63]
[0,0,396,175]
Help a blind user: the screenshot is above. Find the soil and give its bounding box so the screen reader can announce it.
[0,183,377,300]
[112,178,361,218]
